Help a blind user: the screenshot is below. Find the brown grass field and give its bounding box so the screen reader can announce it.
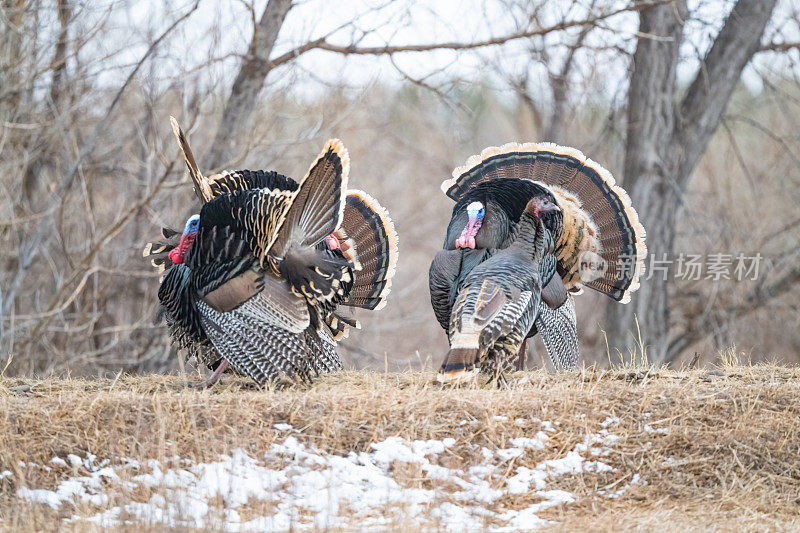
[1,362,799,532]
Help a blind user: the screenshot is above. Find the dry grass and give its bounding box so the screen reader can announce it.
[1,365,799,531]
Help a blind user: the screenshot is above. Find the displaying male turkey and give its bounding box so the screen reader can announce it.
[442,196,560,382]
[430,142,646,381]
[144,118,398,386]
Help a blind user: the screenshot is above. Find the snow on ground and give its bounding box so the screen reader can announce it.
[11,419,633,532]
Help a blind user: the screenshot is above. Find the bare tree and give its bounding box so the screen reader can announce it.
[203,0,292,170]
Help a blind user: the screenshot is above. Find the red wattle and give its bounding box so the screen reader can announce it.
[169,246,184,264]
[455,218,480,249]
[169,232,195,265]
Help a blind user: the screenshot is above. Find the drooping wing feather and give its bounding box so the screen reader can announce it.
[534,294,579,370]
[471,280,508,328]
[540,273,568,310]
[201,271,310,334]
[304,326,343,374]
[429,248,491,332]
[197,299,312,384]
[429,249,463,331]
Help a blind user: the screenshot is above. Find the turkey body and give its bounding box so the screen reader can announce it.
[430,142,647,380]
[444,204,551,380]
[146,120,398,385]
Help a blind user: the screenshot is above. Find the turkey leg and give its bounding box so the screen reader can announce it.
[515,339,528,371]
[191,358,230,389]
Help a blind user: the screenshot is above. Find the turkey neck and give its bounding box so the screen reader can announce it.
[507,211,546,262]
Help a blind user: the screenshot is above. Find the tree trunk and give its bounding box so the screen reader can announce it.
[203,0,292,170]
[606,0,778,365]
[604,0,687,364]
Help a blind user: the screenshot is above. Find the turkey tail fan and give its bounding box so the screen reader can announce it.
[337,190,399,311]
[267,139,350,259]
[169,116,212,202]
[442,142,647,303]
[142,226,180,277]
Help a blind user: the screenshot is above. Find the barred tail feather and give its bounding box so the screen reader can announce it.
[338,190,399,310]
[436,348,479,383]
[442,142,646,303]
[169,116,211,202]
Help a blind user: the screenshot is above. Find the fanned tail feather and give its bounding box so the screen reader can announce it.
[170,116,211,202]
[436,348,479,383]
[442,142,647,303]
[337,190,399,311]
[268,139,350,258]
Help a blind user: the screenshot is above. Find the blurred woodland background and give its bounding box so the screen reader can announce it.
[2,0,800,376]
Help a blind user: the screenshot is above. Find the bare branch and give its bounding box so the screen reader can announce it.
[0,1,199,328]
[267,2,667,69]
[674,0,779,183]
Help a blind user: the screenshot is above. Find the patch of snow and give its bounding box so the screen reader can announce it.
[661,457,689,468]
[16,428,625,532]
[496,448,524,461]
[0,470,11,480]
[273,423,294,431]
[643,425,669,435]
[510,432,549,450]
[600,416,619,428]
[50,457,67,467]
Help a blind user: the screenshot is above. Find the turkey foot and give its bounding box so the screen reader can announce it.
[190,359,230,389]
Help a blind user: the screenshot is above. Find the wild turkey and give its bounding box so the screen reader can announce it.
[430,142,646,380]
[144,118,398,386]
[441,196,560,381]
